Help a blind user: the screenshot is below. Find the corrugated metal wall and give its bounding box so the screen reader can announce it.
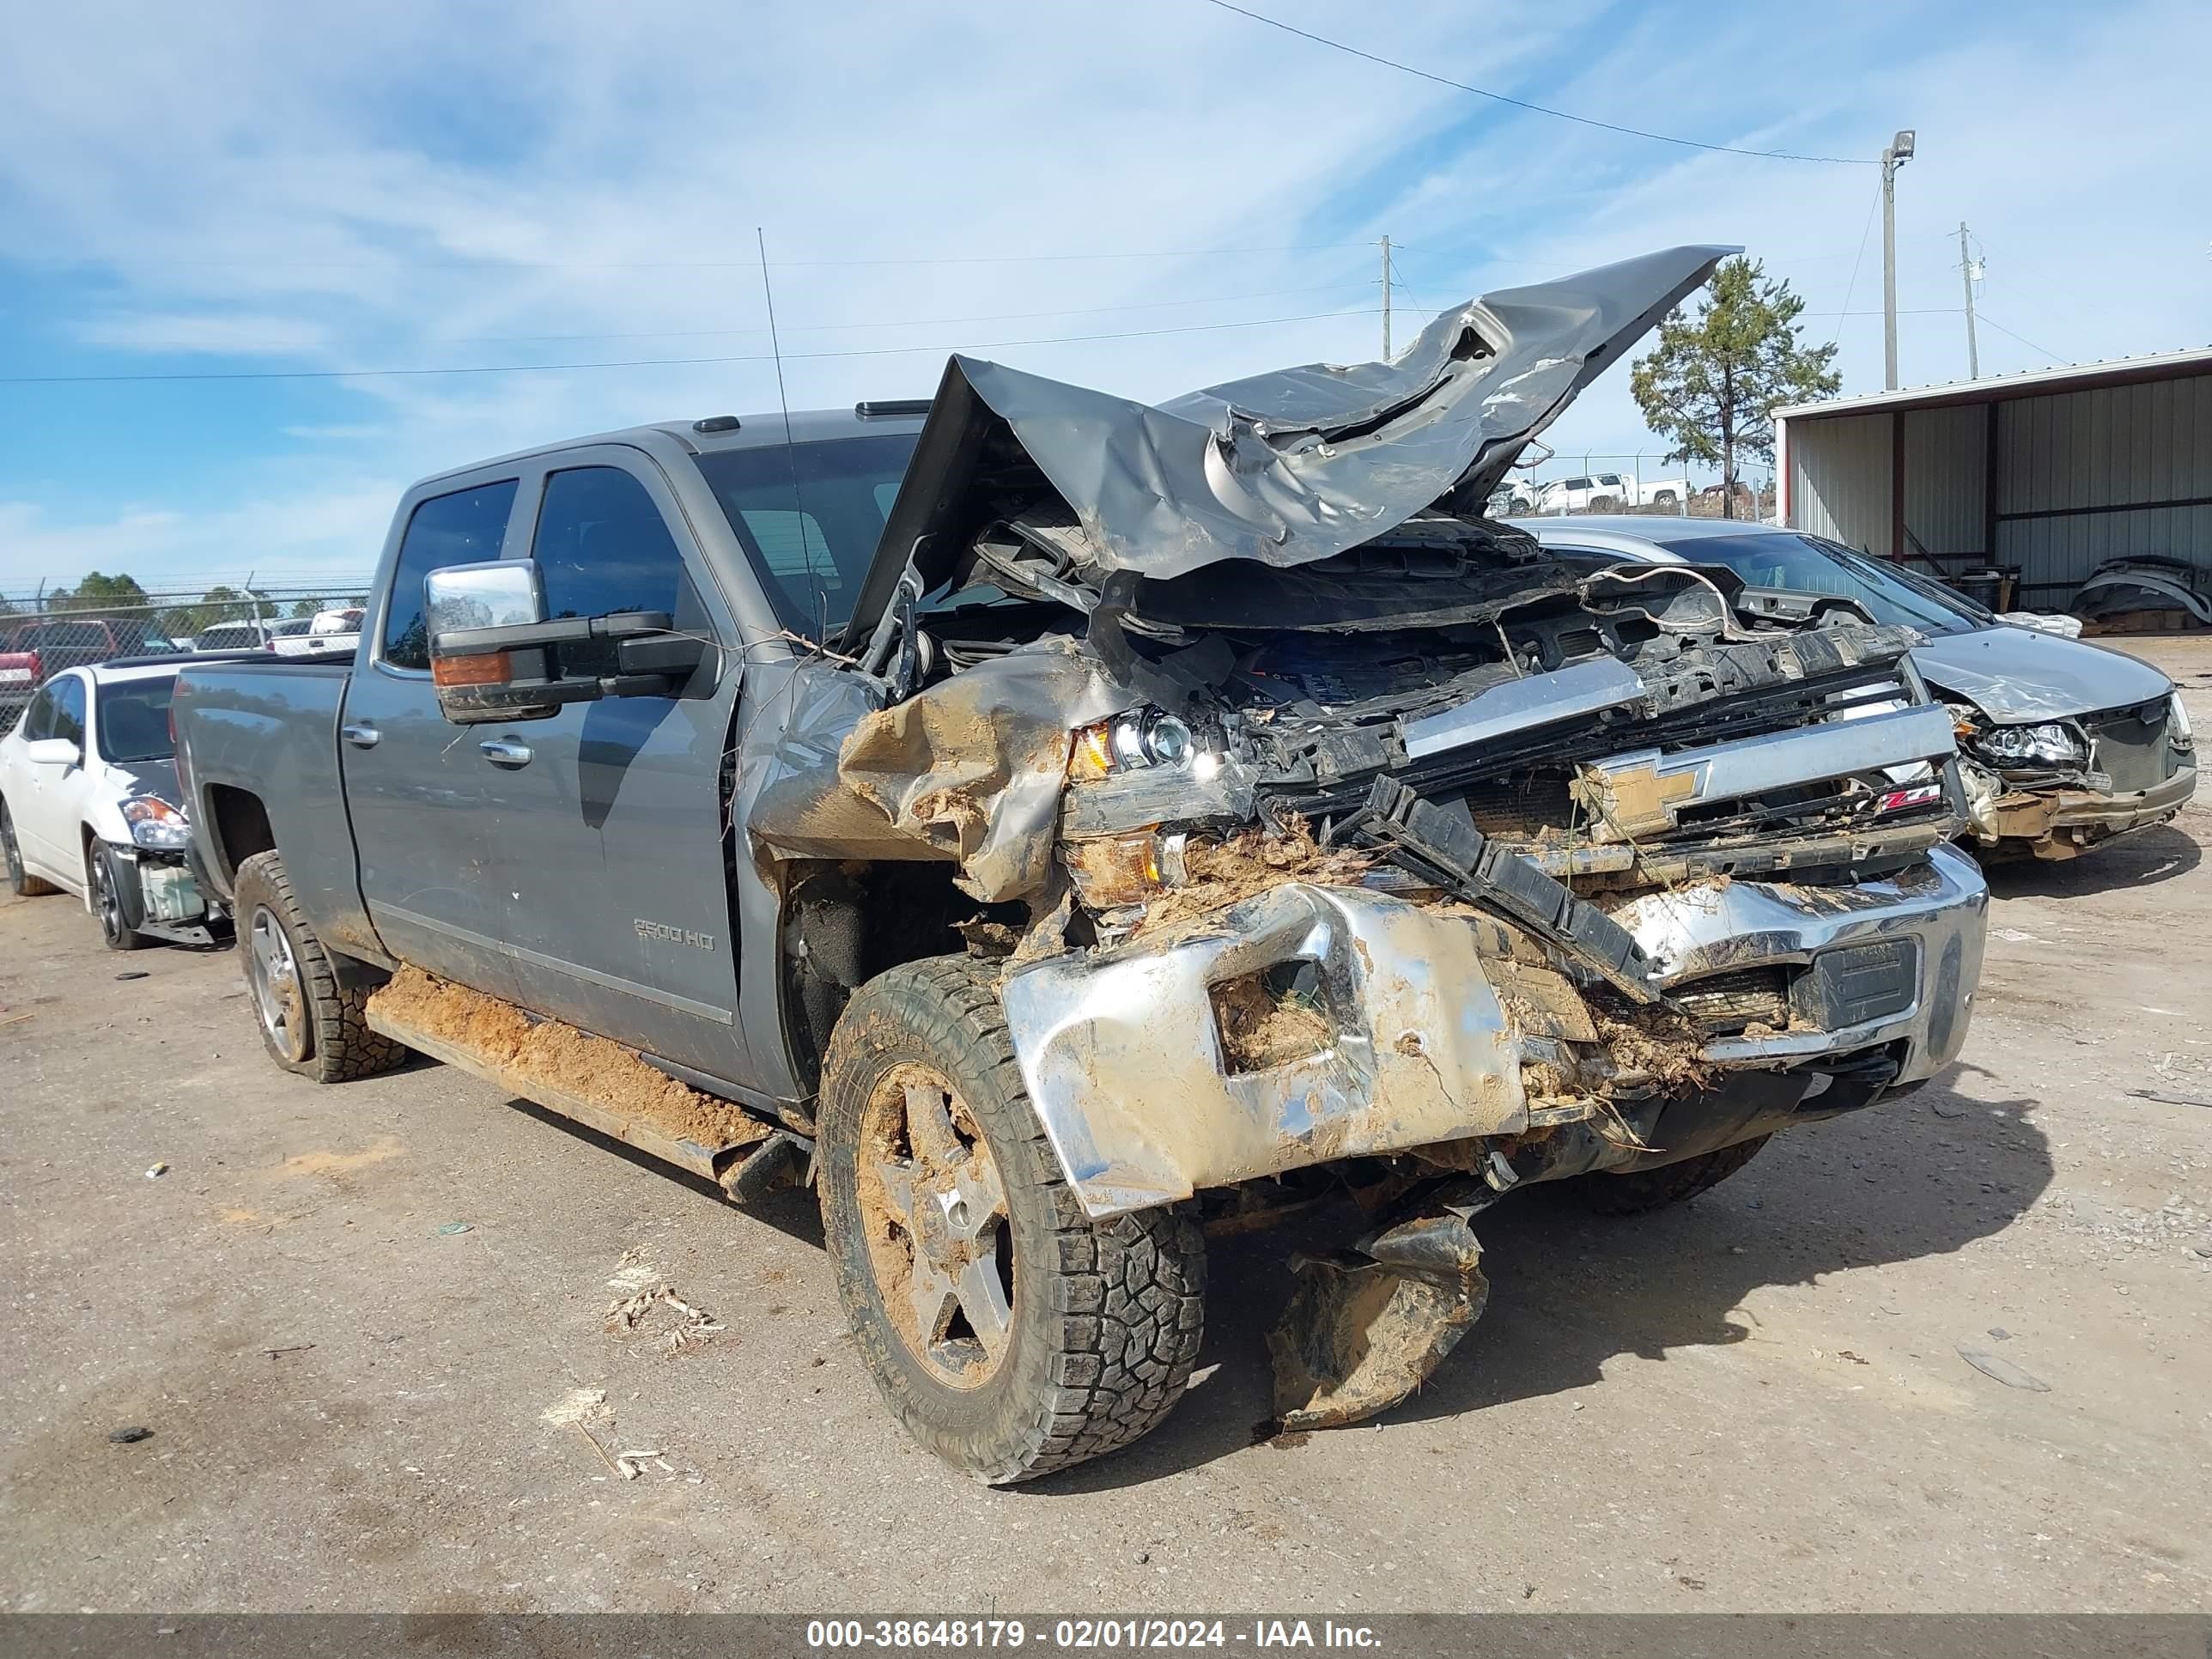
[1905,404,1986,558]
[1787,365,2212,601]
[1790,410,1889,552]
[1995,374,2212,599]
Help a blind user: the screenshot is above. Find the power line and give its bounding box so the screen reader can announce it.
[1826,179,1884,347]
[0,307,1380,386]
[1976,313,2066,364]
[1195,0,1876,165]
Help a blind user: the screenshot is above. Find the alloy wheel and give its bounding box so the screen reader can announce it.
[93,854,125,943]
[856,1062,1016,1389]
[246,904,307,1060]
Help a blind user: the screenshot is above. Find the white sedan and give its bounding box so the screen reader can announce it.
[0,660,225,949]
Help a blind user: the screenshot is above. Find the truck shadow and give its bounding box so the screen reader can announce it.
[501,1096,828,1250]
[1972,823,2200,897]
[1031,1060,2052,1493]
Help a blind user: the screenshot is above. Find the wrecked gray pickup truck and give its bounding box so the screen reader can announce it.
[174,245,1987,1484]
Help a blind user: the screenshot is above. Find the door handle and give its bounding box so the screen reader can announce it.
[340,722,380,749]
[478,738,533,769]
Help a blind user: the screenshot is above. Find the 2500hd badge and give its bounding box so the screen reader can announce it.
[634,917,714,950]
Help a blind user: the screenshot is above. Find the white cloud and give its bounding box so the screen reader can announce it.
[1,0,2206,581]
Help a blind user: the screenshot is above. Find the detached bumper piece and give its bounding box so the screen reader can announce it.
[1268,1186,1492,1434]
[1330,775,1659,1003]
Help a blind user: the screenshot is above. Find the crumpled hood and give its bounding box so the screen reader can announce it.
[842,244,1732,647]
[1914,625,2173,722]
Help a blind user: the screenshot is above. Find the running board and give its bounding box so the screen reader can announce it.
[364,1006,805,1200]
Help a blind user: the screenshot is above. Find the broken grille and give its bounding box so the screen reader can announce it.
[1673,967,1793,1036]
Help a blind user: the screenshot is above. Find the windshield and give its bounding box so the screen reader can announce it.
[1651,532,1984,636]
[96,676,176,763]
[693,434,920,632]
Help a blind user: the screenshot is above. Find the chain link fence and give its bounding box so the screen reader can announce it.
[1,578,374,722]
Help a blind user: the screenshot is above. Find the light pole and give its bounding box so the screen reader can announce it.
[1881,128,1915,391]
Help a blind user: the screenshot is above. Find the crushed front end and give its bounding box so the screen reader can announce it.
[1951,692,2196,859]
[750,246,1990,1434]
[1012,536,1986,1216]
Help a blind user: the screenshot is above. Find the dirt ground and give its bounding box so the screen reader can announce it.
[3,637,2209,1615]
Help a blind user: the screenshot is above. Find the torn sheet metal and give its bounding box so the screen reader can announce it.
[1269,1197,1490,1433]
[844,246,1732,643]
[998,882,1530,1217]
[747,635,1136,902]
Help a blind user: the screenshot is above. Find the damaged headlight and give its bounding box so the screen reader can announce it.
[1969,721,2087,768]
[1073,708,1205,779]
[2172,692,2194,754]
[123,795,192,850]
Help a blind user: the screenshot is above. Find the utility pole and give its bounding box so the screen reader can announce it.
[1956,221,1981,380]
[1881,129,1915,390]
[1380,234,1392,360]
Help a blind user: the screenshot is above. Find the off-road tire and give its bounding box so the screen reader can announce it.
[1572,1134,1771,1216]
[92,842,148,951]
[818,956,1206,1485]
[232,851,407,1084]
[1,799,58,896]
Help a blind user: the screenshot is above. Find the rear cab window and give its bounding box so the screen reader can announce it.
[382,481,520,670]
[691,433,919,632]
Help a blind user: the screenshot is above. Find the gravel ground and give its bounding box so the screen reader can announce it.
[2,637,2208,1615]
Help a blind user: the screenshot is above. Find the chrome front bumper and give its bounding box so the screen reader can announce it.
[1001,846,1990,1217]
[1607,841,1988,1084]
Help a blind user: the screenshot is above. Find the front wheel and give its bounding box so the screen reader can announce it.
[817,957,1206,1484]
[91,843,148,951]
[232,851,408,1083]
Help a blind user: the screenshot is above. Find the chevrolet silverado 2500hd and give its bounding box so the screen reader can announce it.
[174,247,1988,1483]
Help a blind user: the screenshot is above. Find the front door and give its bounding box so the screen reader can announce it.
[343,476,527,1002]
[478,451,752,1079]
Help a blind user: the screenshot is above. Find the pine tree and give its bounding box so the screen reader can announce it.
[1630,258,1839,520]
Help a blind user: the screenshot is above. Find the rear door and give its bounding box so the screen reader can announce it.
[341,476,527,1001]
[479,447,749,1076]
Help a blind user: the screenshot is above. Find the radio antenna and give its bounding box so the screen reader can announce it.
[755,227,827,647]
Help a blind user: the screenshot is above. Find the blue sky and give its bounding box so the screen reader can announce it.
[3,0,2206,592]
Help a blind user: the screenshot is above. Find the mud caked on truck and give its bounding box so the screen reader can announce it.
[173,246,1988,1482]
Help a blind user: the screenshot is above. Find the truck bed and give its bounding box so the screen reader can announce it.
[171,656,379,958]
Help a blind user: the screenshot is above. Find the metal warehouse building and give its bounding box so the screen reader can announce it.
[1774,347,2212,609]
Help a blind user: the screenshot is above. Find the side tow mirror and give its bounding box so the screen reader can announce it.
[424,558,708,725]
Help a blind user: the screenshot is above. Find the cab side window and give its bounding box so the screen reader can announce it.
[47,676,87,747]
[382,481,520,671]
[532,465,706,678]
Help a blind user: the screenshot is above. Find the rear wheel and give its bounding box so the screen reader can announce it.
[91,843,148,951]
[818,957,1206,1484]
[1571,1135,1770,1215]
[2,799,58,897]
[232,851,407,1083]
